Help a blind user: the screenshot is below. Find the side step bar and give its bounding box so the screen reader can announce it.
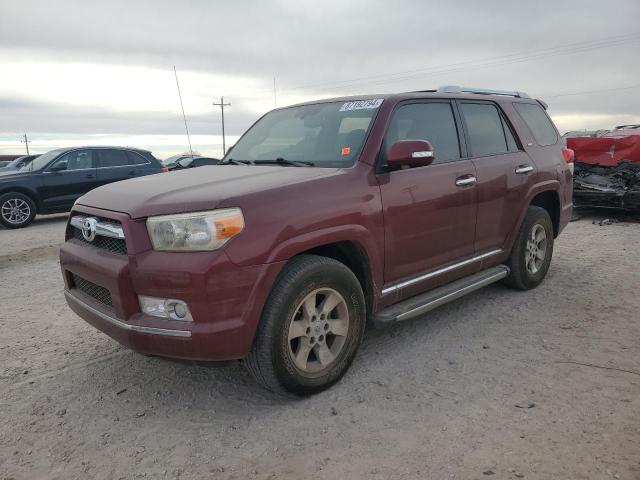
[373,265,510,327]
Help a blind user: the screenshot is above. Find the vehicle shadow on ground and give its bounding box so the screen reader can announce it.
[56,283,516,416]
[571,207,639,224]
[0,213,68,230]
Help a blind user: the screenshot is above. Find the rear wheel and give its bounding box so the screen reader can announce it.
[0,192,36,229]
[504,206,554,290]
[244,255,365,395]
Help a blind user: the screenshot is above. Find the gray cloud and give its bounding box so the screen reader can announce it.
[0,97,259,135]
[0,0,639,137]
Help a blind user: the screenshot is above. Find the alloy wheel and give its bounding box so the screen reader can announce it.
[525,223,547,274]
[1,198,31,225]
[287,288,350,374]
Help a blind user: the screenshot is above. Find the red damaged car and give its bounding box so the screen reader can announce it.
[60,86,573,395]
[568,124,640,211]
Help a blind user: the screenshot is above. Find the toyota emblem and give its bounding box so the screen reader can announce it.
[81,217,98,242]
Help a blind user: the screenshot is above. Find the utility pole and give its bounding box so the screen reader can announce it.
[21,134,31,155]
[212,96,231,155]
[273,77,277,107]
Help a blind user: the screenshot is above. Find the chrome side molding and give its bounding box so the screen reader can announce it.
[381,249,503,296]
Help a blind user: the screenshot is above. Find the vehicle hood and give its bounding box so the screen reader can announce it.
[77,165,340,218]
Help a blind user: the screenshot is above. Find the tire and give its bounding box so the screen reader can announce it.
[503,206,554,290]
[244,254,366,396]
[0,192,36,229]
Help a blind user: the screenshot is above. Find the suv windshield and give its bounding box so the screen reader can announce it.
[19,149,65,171]
[225,100,382,167]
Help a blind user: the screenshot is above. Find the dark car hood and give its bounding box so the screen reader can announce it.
[77,165,339,218]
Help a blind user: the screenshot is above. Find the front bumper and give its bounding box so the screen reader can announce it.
[60,206,284,361]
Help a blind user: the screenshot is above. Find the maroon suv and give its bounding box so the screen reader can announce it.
[60,86,573,395]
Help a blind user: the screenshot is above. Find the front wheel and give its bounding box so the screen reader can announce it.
[503,206,554,290]
[244,255,366,395]
[0,192,36,229]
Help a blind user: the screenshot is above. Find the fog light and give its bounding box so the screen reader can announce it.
[138,296,193,322]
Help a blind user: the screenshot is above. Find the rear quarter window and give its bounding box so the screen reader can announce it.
[514,103,558,146]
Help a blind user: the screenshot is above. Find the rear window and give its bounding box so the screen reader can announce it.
[514,103,558,146]
[460,103,517,157]
[126,151,151,165]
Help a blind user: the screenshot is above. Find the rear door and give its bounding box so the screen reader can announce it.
[125,150,161,176]
[96,149,139,185]
[457,101,534,253]
[40,149,98,211]
[378,100,479,299]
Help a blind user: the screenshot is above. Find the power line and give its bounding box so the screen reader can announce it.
[540,83,640,99]
[259,33,639,97]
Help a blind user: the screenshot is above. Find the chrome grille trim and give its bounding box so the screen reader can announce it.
[70,215,125,239]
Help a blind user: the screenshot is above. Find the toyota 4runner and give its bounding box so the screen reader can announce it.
[60,86,574,395]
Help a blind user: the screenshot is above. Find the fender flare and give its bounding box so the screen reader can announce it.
[505,180,561,252]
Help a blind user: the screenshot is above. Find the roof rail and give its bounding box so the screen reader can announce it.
[437,85,530,99]
[614,124,640,130]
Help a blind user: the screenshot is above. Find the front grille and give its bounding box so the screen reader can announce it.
[68,215,127,255]
[71,273,113,309]
[71,228,128,255]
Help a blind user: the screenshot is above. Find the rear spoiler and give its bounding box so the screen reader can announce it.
[536,99,548,110]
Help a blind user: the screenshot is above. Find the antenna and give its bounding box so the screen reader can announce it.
[173,66,194,156]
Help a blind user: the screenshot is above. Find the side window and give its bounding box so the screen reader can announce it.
[501,115,519,152]
[51,150,94,171]
[98,149,129,168]
[125,151,150,165]
[513,103,558,146]
[460,103,514,157]
[386,102,461,164]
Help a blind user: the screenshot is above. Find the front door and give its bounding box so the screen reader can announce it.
[40,149,98,211]
[378,100,478,298]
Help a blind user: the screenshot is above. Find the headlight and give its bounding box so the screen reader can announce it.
[146,208,244,251]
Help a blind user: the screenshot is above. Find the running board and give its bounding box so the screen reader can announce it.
[373,265,510,327]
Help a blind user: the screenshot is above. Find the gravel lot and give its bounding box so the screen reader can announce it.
[1,212,639,480]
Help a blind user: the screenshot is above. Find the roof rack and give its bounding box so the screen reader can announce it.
[614,124,640,130]
[437,85,530,99]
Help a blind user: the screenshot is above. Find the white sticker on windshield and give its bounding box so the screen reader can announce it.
[339,99,383,112]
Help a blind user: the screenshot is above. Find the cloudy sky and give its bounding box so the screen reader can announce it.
[1,0,639,158]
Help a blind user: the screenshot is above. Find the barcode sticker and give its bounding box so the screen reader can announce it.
[339,99,383,112]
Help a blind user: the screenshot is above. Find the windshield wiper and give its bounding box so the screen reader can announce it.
[221,158,251,165]
[253,158,314,167]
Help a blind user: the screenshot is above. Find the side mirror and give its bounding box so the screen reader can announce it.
[387,140,435,168]
[48,162,67,172]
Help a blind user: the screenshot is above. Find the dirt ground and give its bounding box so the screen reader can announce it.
[1,212,639,480]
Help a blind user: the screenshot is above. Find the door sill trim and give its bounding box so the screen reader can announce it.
[374,265,510,326]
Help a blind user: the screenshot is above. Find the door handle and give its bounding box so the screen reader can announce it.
[85,174,95,179]
[515,165,534,174]
[127,170,137,176]
[455,175,476,187]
